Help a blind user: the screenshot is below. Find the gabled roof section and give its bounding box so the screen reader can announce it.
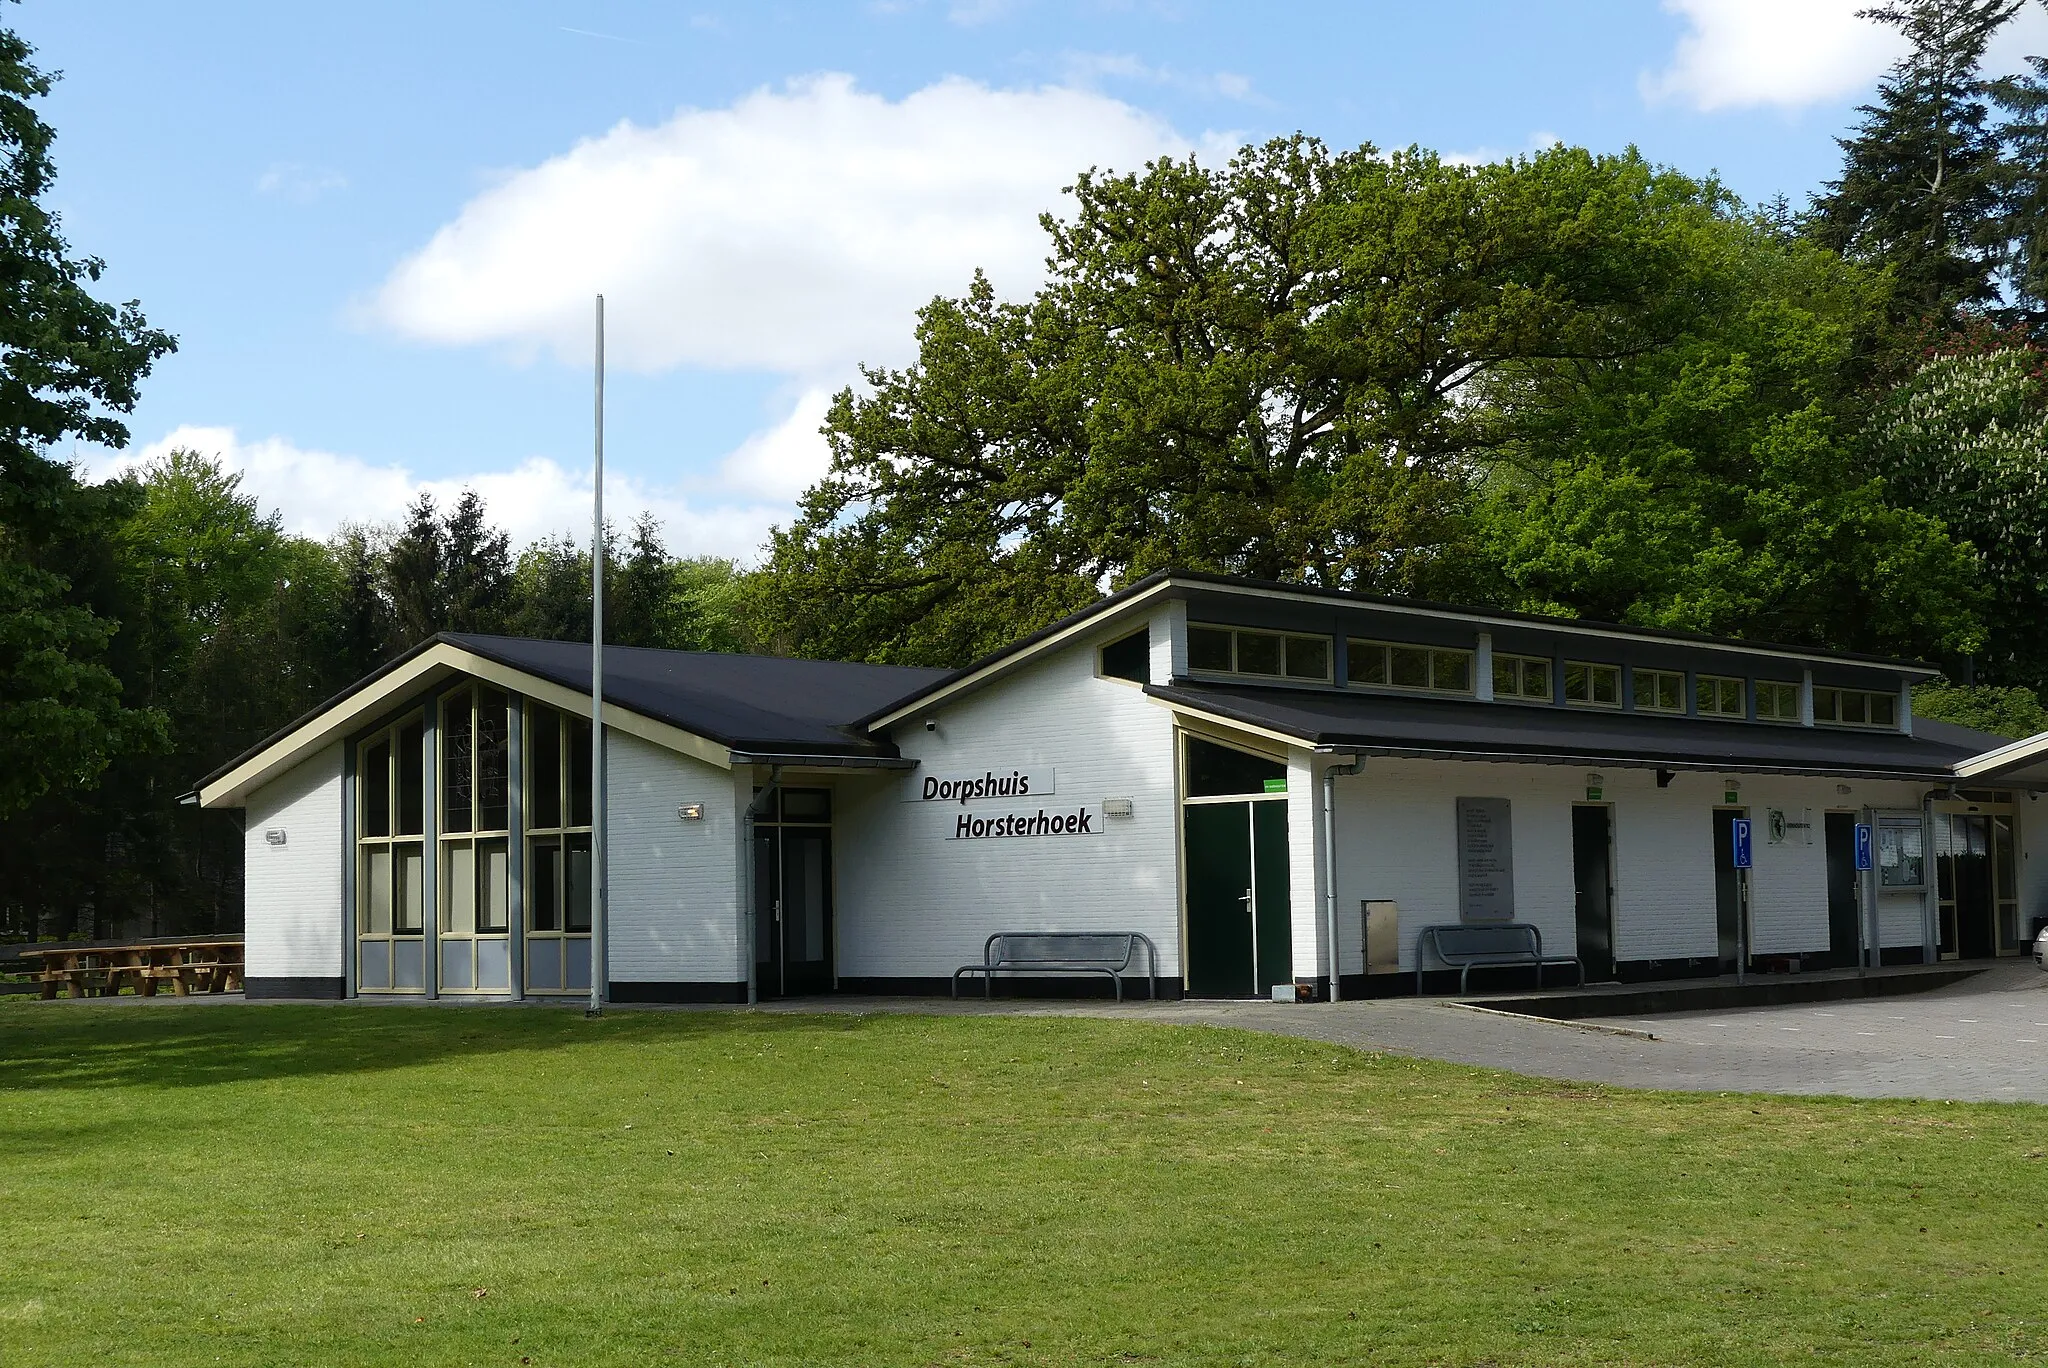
[1951,725,2048,786]
[859,570,1940,734]
[1147,680,2007,781]
[196,634,947,808]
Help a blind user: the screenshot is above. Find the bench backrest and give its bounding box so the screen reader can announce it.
[987,932,1138,968]
[1422,923,1542,961]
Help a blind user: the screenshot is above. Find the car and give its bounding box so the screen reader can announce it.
[2037,925,2048,970]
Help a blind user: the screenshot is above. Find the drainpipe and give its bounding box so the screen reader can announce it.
[1322,755,1360,1002]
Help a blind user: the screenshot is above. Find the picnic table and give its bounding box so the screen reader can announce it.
[14,938,244,999]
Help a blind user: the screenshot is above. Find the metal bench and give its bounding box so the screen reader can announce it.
[953,932,1160,1001]
[1414,923,1583,995]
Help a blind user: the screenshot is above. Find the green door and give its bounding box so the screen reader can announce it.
[1252,800,1292,997]
[1183,799,1292,998]
[1185,802,1254,997]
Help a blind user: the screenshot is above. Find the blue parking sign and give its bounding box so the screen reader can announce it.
[1731,817,1752,869]
[1854,822,1872,872]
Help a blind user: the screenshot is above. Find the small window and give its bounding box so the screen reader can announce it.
[779,789,832,822]
[1186,624,1333,684]
[1814,686,1897,729]
[1633,669,1684,713]
[1756,681,1800,722]
[1492,654,1553,702]
[1564,662,1621,708]
[1347,640,1476,694]
[1188,626,1233,673]
[1697,675,1745,718]
[1099,628,1150,683]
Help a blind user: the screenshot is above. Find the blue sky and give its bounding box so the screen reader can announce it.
[21,1,2048,557]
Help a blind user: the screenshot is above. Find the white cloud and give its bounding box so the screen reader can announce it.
[92,425,793,563]
[1645,0,2048,113]
[366,74,1208,378]
[256,162,348,203]
[717,387,836,501]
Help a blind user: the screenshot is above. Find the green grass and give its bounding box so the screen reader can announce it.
[2,1003,2046,1366]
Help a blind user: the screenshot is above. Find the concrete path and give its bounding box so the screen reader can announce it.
[769,962,2048,1104]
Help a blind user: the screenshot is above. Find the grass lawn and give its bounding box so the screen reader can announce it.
[2,1002,2046,1366]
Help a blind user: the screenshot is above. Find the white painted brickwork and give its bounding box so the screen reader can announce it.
[1285,747,1321,985]
[835,640,1182,979]
[1322,759,1927,973]
[605,729,741,984]
[244,742,345,979]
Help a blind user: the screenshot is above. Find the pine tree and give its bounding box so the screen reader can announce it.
[1813,0,2023,322]
[1992,52,2048,320]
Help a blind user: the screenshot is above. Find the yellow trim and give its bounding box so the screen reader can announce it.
[1157,702,1298,758]
[199,642,731,807]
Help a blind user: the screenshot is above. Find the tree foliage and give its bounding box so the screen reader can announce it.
[1913,679,2048,737]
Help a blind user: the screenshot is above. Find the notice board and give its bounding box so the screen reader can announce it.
[1455,796,1515,923]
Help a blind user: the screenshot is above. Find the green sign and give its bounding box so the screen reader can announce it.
[1585,786,1602,802]
[1262,777,1288,793]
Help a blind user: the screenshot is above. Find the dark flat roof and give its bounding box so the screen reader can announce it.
[448,635,947,756]
[1148,681,2004,780]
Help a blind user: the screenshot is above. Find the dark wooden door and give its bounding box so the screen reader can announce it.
[1824,812,1861,967]
[1572,805,1615,982]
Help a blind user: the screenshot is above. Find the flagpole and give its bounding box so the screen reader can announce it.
[588,294,608,1018]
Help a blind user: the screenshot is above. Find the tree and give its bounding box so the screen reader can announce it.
[1811,0,2022,324]
[382,489,514,649]
[1863,347,2048,684]
[0,21,175,818]
[1913,679,2048,736]
[749,140,1748,665]
[1472,216,1984,660]
[1992,51,2048,320]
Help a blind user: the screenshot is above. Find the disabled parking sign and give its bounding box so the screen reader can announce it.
[1731,817,1752,869]
[1854,822,1872,872]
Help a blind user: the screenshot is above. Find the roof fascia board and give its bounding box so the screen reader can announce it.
[439,647,731,771]
[1153,698,1315,754]
[1313,742,1949,782]
[864,579,1176,731]
[200,644,730,806]
[1177,578,1941,676]
[1951,728,2048,779]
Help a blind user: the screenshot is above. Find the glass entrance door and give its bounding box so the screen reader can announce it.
[754,788,834,998]
[1934,802,2019,960]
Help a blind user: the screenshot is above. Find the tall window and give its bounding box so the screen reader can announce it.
[439,685,512,992]
[1492,654,1553,702]
[357,714,426,992]
[1348,640,1473,693]
[526,701,594,993]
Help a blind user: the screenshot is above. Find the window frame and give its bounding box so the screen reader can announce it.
[355,712,427,994]
[1491,653,1554,703]
[524,700,596,994]
[1696,674,1747,719]
[1754,680,1801,723]
[1186,624,1334,684]
[1812,686,1898,730]
[1562,661,1623,709]
[1345,639,1476,695]
[1631,668,1685,714]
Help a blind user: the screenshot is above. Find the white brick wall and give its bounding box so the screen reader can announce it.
[1324,759,1927,973]
[835,639,1181,979]
[1285,747,1320,986]
[606,729,742,985]
[244,742,345,980]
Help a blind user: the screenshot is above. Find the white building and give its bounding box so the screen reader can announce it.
[193,572,2048,1002]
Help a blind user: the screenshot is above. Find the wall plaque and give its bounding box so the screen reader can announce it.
[1455,796,1514,923]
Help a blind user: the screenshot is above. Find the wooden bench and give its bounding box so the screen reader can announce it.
[953,931,1160,1001]
[1414,923,1584,995]
[17,939,245,999]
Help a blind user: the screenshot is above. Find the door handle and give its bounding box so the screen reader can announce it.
[1239,888,1253,905]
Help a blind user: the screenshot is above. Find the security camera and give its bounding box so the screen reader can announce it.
[924,718,938,733]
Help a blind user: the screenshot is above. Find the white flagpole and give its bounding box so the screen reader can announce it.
[589,294,608,1017]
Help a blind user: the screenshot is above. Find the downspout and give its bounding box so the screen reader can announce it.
[742,765,784,1006]
[1322,755,1360,1002]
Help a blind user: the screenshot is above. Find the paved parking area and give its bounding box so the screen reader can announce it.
[765,963,2048,1103]
[1017,962,2048,1103]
